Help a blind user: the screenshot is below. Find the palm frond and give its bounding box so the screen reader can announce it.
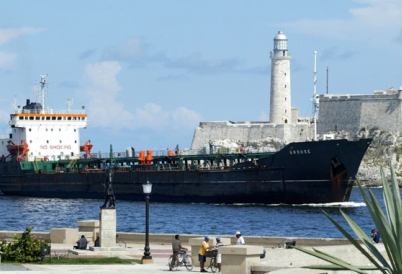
[322,210,387,271]
[294,246,368,274]
[296,165,402,274]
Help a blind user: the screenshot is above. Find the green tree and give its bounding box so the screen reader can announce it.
[295,166,401,273]
[0,226,50,263]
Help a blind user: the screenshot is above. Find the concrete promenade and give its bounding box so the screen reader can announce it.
[1,243,175,273]
[0,234,387,274]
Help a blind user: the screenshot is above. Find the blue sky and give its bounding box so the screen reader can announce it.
[0,0,401,153]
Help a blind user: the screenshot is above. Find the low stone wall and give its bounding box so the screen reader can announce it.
[0,231,49,242]
[0,230,352,247]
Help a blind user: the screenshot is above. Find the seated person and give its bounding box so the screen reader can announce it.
[73,235,88,249]
[372,229,380,243]
[94,236,100,247]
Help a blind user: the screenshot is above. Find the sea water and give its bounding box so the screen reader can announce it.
[0,186,386,239]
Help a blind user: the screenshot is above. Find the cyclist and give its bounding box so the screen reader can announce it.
[171,234,188,267]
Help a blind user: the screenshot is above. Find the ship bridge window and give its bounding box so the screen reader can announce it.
[46,117,50,120]
[74,129,76,132]
[59,140,62,143]
[68,117,71,120]
[29,117,34,120]
[47,140,49,143]
[35,117,40,120]
[52,117,56,120]
[57,117,61,120]
[30,140,32,143]
[29,128,31,132]
[19,116,23,120]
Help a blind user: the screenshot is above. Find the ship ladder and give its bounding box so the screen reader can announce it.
[67,159,77,170]
[33,159,39,172]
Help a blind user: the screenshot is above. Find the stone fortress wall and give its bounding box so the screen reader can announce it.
[191,121,314,150]
[318,88,402,135]
[189,30,402,182]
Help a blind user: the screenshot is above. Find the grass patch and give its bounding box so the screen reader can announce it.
[39,257,141,265]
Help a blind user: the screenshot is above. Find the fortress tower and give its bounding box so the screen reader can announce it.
[269,31,292,124]
[190,31,314,150]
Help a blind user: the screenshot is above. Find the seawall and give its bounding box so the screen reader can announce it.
[0,230,352,247]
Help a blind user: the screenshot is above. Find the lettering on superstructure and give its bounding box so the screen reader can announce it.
[40,145,72,150]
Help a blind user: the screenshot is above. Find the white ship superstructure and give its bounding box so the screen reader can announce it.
[0,76,90,161]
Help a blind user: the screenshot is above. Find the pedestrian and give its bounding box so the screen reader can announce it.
[215,237,224,272]
[371,229,380,243]
[94,236,100,247]
[73,235,88,249]
[235,231,245,245]
[198,236,213,272]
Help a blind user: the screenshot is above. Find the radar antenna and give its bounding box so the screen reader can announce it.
[39,75,48,114]
[67,98,73,113]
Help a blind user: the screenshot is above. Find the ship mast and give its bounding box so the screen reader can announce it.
[40,75,47,114]
[67,98,73,113]
[313,51,319,141]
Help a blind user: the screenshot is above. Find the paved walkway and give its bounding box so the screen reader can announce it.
[0,243,189,273]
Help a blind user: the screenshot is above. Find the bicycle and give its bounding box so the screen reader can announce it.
[206,249,219,273]
[168,250,193,271]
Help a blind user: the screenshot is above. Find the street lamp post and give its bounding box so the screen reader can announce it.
[141,179,153,263]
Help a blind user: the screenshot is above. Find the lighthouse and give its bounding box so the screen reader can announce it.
[269,31,292,124]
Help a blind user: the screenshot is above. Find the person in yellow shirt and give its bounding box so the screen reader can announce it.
[198,236,213,272]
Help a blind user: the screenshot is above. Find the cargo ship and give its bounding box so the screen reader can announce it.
[0,76,371,204]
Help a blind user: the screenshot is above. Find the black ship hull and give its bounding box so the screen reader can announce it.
[0,139,372,204]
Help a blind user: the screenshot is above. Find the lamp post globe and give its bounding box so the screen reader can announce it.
[141,179,153,263]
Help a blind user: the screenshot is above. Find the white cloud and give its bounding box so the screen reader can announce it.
[282,0,402,43]
[171,106,203,129]
[134,103,170,130]
[0,27,45,67]
[81,61,135,129]
[0,27,45,46]
[81,61,202,131]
